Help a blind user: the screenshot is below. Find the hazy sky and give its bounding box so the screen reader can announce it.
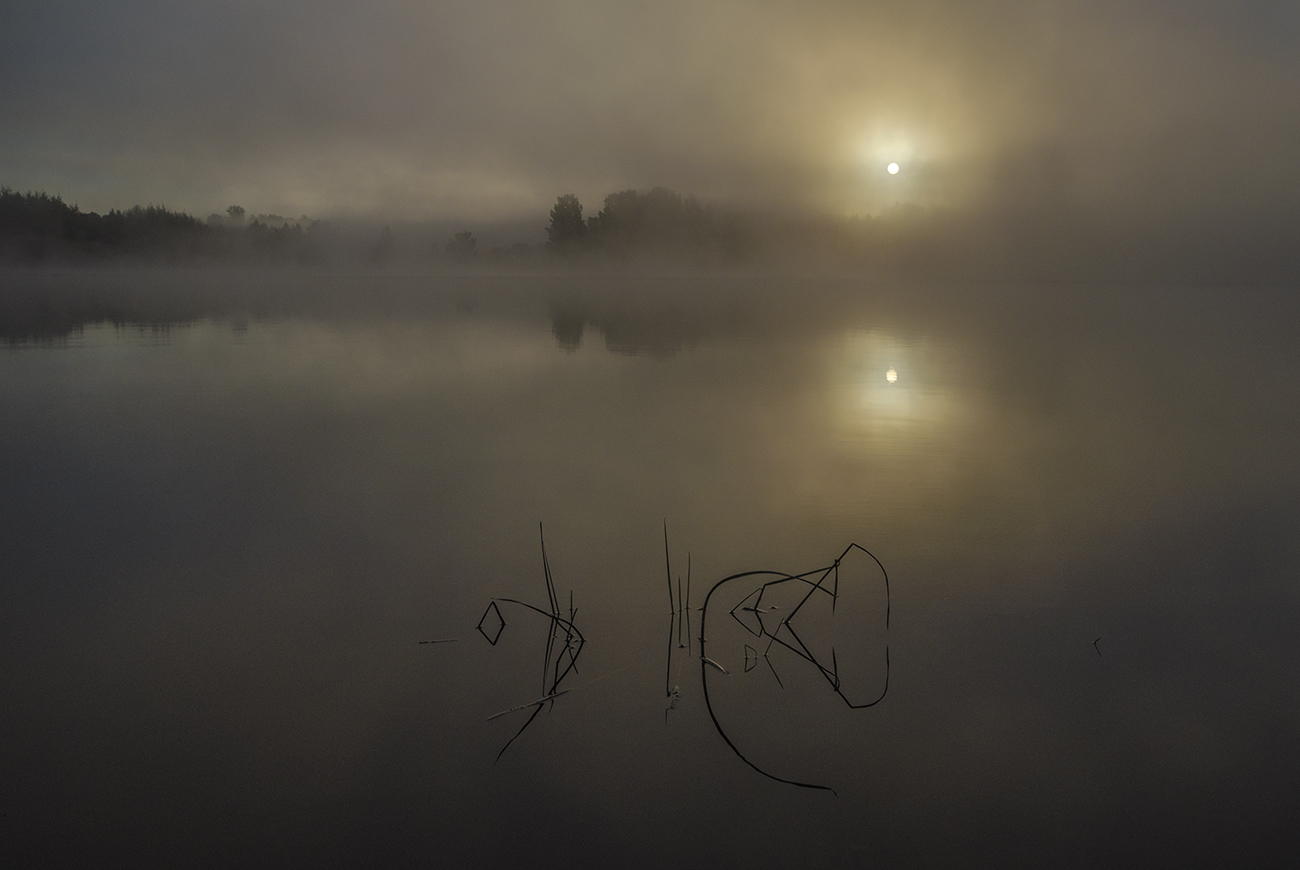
[3,1,1298,221]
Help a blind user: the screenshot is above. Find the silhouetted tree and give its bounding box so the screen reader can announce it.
[585,189,637,251]
[1,187,217,262]
[583,186,713,257]
[226,205,245,225]
[546,194,587,251]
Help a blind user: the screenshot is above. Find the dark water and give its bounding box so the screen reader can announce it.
[3,271,1299,867]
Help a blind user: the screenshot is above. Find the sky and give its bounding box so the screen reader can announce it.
[3,0,1299,223]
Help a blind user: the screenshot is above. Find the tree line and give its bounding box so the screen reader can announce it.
[10,183,1291,280]
[546,187,752,262]
[0,183,755,267]
[0,182,973,270]
[0,187,332,264]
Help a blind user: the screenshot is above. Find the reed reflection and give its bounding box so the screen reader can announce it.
[475,524,585,761]
[662,523,693,724]
[697,542,891,794]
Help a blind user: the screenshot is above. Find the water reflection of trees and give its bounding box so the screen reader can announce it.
[549,303,585,351]
[548,303,693,357]
[0,272,468,344]
[0,291,202,344]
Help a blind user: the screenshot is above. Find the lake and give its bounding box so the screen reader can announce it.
[3,269,1299,867]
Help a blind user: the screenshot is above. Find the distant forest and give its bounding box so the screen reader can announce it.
[0,184,760,267]
[0,183,960,270]
[0,188,346,265]
[4,184,1297,281]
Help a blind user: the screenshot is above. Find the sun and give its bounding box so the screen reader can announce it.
[887,163,900,175]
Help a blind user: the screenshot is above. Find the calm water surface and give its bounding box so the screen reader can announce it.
[3,272,1299,867]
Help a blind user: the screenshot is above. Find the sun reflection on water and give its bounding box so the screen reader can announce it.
[829,329,973,460]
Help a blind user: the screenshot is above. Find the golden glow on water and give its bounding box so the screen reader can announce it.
[825,330,979,465]
[842,334,921,424]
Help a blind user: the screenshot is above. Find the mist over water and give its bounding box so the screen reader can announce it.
[4,0,1299,863]
[3,271,1299,866]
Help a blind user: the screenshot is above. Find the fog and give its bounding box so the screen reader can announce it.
[6,7,1300,864]
[5,267,1300,864]
[4,2,1298,232]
